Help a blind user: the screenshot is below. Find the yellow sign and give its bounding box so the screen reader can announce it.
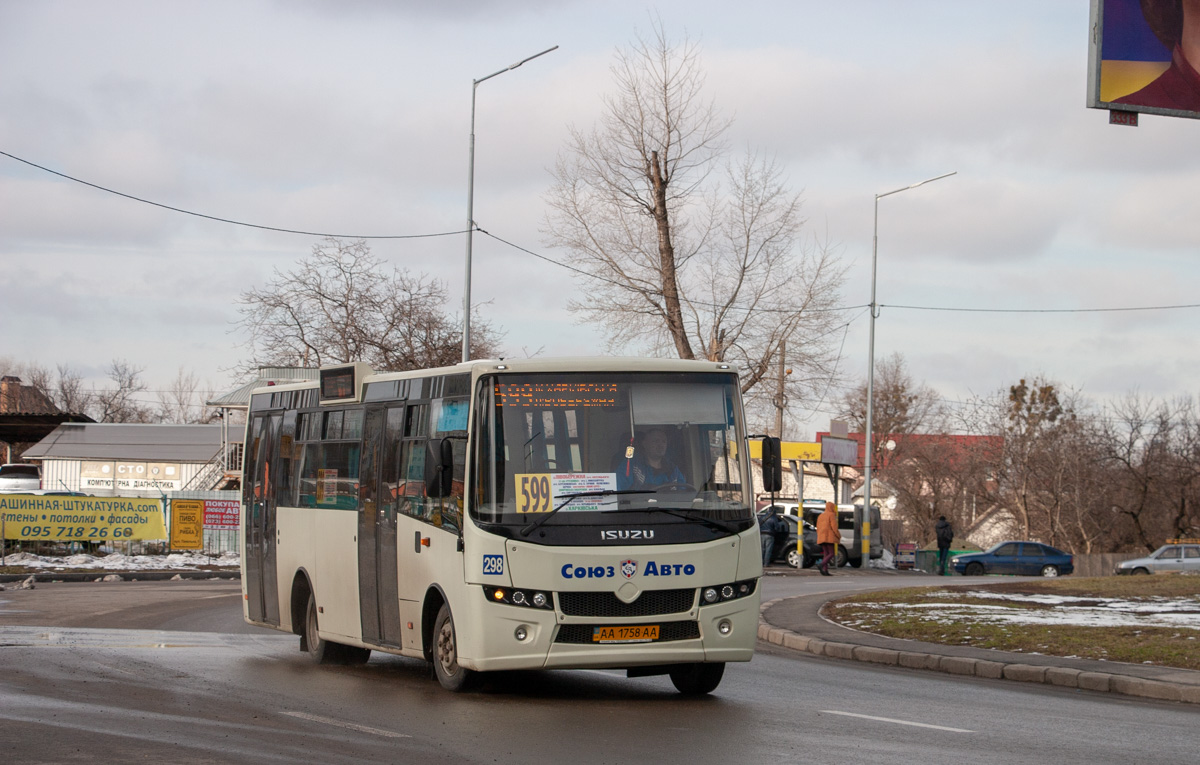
[741,441,822,461]
[513,473,552,513]
[170,499,204,550]
[0,495,167,542]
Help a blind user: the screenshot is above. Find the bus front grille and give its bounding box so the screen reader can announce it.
[554,621,701,645]
[558,588,696,617]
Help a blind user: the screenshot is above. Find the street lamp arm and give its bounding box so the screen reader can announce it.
[475,45,559,86]
[876,171,957,202]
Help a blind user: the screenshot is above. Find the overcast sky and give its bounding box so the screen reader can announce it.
[2,1,1197,437]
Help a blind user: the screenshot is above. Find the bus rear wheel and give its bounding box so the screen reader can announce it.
[305,592,370,665]
[668,662,724,695]
[433,603,476,692]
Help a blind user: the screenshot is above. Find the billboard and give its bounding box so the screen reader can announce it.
[818,436,858,467]
[81,460,183,491]
[0,494,167,541]
[1088,0,1200,120]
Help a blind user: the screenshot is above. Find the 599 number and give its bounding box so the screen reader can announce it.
[515,474,553,514]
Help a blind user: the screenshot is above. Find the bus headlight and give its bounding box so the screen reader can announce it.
[698,579,756,606]
[514,626,529,641]
[483,586,554,610]
[718,619,733,635]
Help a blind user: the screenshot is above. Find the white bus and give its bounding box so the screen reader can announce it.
[241,357,769,694]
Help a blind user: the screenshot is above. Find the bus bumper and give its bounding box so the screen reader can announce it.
[461,592,759,673]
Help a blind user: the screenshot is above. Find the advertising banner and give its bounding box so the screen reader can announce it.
[818,436,858,467]
[1087,0,1200,120]
[0,495,166,541]
[169,499,204,550]
[203,499,240,530]
[80,460,183,491]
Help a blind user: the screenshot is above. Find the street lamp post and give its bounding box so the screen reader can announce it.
[862,171,955,560]
[462,45,558,363]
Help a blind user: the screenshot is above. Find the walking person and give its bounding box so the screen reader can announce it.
[935,515,954,576]
[760,505,785,567]
[816,501,839,576]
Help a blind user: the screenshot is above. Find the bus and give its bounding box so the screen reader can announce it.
[240,356,771,694]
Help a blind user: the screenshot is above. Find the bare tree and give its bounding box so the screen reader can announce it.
[882,435,999,546]
[236,238,502,373]
[157,367,217,424]
[543,21,845,412]
[836,353,993,543]
[836,353,946,466]
[1098,394,1200,551]
[92,360,154,423]
[26,363,92,414]
[967,376,1102,548]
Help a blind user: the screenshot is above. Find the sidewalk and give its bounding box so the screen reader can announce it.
[758,570,1200,706]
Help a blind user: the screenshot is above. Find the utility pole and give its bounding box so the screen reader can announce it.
[774,340,791,439]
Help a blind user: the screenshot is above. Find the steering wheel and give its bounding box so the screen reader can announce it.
[655,482,696,492]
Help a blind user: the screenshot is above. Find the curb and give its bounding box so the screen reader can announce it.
[758,597,1200,706]
[0,570,241,584]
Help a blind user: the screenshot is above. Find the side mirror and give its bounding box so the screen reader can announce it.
[760,436,782,493]
[424,438,455,498]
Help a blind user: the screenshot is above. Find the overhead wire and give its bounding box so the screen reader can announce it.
[0,150,465,240]
[7,148,1197,316]
[883,302,1200,314]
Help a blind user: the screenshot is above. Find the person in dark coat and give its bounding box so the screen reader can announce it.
[760,506,785,567]
[935,516,954,575]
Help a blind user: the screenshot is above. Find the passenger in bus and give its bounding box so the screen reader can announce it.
[619,427,687,489]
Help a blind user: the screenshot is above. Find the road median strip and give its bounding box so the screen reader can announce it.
[759,596,1200,705]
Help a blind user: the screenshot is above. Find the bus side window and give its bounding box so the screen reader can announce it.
[276,411,297,507]
[380,407,405,519]
[398,403,430,521]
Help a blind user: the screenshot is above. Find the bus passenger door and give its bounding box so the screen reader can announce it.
[244,412,282,626]
[359,406,403,647]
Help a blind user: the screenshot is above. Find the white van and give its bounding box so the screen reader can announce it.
[0,463,41,492]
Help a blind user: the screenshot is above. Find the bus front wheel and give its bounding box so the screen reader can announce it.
[668,662,724,695]
[433,603,476,692]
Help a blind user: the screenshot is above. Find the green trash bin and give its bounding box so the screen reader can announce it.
[916,549,961,575]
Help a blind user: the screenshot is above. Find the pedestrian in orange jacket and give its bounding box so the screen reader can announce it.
[816,501,840,576]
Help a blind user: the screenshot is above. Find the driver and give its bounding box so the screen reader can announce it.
[620,427,686,489]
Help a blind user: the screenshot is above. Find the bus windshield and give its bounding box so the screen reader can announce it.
[472,372,753,542]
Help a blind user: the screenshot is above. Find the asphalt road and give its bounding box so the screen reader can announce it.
[1,575,1196,764]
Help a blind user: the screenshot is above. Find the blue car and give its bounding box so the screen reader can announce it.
[951,541,1074,577]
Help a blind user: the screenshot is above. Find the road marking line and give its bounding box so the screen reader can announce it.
[821,710,973,733]
[282,710,412,738]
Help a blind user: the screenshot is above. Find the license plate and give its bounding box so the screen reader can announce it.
[592,625,659,643]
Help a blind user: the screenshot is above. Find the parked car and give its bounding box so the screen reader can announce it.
[758,511,826,568]
[0,463,40,492]
[951,541,1074,577]
[1115,542,1200,575]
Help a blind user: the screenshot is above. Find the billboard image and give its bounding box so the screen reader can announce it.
[1088,0,1200,119]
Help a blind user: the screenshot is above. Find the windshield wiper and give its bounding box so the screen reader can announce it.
[519,489,653,537]
[655,507,740,533]
[601,505,742,533]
